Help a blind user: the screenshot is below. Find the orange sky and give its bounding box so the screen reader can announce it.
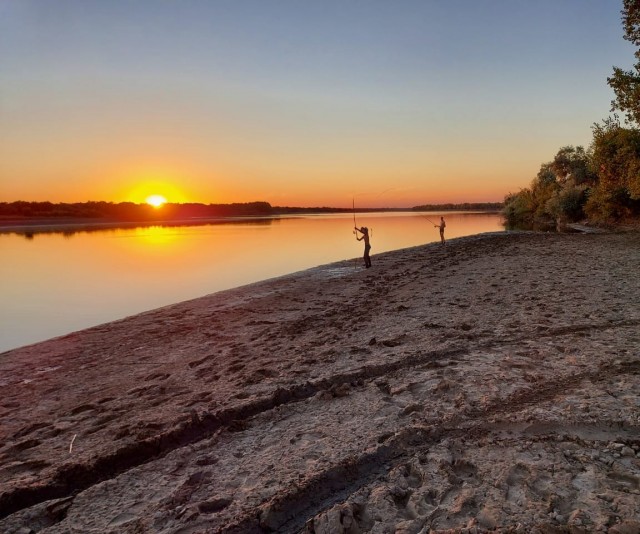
[0,2,632,208]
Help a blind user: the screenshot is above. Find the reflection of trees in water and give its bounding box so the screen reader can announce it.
[10,218,277,240]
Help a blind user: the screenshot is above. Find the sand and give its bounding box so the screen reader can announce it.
[1,231,639,534]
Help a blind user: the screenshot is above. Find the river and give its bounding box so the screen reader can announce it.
[0,211,504,352]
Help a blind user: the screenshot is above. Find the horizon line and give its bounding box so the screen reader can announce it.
[0,199,505,208]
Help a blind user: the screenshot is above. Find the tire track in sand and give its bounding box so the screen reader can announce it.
[242,358,640,533]
[2,315,639,522]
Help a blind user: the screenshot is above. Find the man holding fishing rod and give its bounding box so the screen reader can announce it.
[354,226,372,268]
[435,216,446,245]
[419,213,446,245]
[352,198,372,268]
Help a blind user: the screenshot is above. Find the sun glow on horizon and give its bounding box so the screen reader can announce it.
[120,169,192,205]
[145,194,168,208]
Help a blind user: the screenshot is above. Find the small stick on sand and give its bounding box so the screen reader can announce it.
[69,433,77,453]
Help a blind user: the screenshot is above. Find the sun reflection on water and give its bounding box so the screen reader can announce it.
[1,212,505,352]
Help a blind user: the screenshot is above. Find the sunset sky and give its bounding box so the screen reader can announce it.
[0,1,635,208]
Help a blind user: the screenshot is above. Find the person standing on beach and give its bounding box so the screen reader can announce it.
[435,216,446,245]
[354,226,372,268]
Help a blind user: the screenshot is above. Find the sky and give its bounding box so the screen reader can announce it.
[0,0,636,208]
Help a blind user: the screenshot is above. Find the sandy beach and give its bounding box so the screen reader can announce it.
[1,230,639,533]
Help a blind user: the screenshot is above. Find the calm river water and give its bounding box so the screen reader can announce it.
[1,211,503,352]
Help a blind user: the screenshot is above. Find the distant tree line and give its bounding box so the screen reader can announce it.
[412,202,503,212]
[273,206,358,214]
[0,201,273,221]
[504,1,640,228]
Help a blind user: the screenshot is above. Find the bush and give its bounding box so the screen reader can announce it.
[545,182,588,223]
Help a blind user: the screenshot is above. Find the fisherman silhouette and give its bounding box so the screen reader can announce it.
[435,216,446,245]
[354,226,372,268]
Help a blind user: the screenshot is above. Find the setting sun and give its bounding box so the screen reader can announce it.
[146,195,168,208]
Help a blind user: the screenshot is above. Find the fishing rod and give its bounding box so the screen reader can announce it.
[352,198,359,269]
[418,213,438,226]
[351,199,374,238]
[352,197,357,237]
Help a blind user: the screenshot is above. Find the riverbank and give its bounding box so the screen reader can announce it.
[1,231,639,533]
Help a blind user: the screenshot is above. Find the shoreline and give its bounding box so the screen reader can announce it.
[0,231,508,355]
[1,231,639,532]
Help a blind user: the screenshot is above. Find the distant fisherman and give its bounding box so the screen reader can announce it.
[435,216,446,245]
[354,226,372,268]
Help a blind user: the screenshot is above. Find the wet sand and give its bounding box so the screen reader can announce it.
[1,231,639,533]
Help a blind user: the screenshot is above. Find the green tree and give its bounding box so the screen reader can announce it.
[608,0,640,124]
[545,183,588,222]
[502,146,594,227]
[550,146,597,186]
[503,189,535,227]
[530,163,559,220]
[587,117,640,221]
[502,163,557,227]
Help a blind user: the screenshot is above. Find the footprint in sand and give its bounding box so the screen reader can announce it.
[13,421,51,439]
[227,361,245,373]
[7,438,41,453]
[194,365,219,381]
[69,403,98,416]
[144,372,170,381]
[503,463,531,504]
[606,471,640,492]
[451,459,478,482]
[107,501,150,528]
[198,497,233,514]
[186,354,217,369]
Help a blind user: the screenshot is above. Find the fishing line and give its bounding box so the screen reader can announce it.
[351,187,396,237]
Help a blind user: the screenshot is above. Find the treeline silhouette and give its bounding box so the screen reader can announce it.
[412,202,502,212]
[0,201,273,222]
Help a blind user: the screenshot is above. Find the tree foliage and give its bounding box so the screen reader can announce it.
[503,146,591,228]
[586,117,640,221]
[505,3,640,228]
[608,0,640,124]
[550,146,597,186]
